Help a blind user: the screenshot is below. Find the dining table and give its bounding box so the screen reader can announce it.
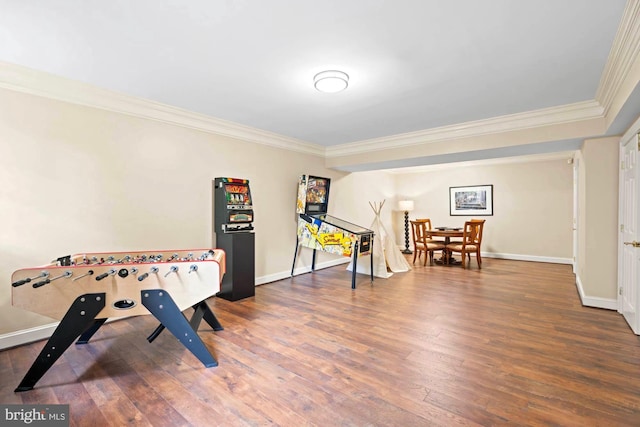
[427,227,464,265]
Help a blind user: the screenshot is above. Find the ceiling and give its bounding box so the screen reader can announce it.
[0,0,637,170]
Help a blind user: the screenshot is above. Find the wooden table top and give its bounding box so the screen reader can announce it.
[427,228,464,238]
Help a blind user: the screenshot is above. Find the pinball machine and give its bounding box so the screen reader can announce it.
[291,175,374,289]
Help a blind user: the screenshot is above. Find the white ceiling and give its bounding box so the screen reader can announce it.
[0,0,636,169]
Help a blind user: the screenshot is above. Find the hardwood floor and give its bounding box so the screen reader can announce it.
[2,257,640,426]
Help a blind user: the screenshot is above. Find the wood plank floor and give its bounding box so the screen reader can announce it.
[2,257,640,426]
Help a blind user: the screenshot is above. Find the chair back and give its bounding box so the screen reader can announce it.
[415,218,433,231]
[410,220,428,247]
[462,219,485,246]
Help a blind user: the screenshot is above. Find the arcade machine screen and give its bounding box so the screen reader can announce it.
[301,176,330,214]
[224,183,252,218]
[214,178,254,233]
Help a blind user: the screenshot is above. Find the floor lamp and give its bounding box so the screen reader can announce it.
[398,200,414,254]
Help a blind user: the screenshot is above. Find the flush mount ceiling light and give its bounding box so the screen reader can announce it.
[314,70,349,93]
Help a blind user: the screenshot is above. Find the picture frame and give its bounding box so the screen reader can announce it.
[449,185,493,216]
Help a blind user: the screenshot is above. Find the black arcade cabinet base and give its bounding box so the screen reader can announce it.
[216,232,255,301]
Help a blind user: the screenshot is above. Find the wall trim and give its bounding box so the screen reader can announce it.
[0,322,59,351]
[575,274,619,310]
[482,252,573,265]
[284,257,351,283]
[391,248,574,265]
[0,61,324,157]
[268,257,350,284]
[596,0,640,116]
[326,101,604,157]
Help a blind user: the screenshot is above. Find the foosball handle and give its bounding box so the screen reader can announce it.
[12,278,31,287]
[13,271,49,287]
[32,279,51,288]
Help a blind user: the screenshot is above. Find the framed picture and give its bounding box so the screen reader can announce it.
[449,185,493,216]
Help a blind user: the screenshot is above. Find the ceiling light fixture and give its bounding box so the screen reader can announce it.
[314,70,349,93]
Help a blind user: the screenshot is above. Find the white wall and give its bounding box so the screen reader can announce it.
[391,158,574,261]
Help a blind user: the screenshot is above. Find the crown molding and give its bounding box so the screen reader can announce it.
[620,110,640,143]
[595,0,640,115]
[0,61,325,157]
[382,151,576,174]
[0,56,619,163]
[326,100,604,157]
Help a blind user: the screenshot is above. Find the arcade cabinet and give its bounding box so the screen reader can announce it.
[291,175,374,289]
[213,177,255,301]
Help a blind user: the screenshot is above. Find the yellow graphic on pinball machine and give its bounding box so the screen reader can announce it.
[304,223,353,256]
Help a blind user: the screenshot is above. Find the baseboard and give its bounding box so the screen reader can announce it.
[0,317,130,351]
[259,257,350,285]
[482,252,572,264]
[0,322,59,351]
[575,274,619,310]
[394,247,573,265]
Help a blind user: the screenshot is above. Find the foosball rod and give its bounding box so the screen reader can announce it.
[33,270,72,288]
[12,271,49,287]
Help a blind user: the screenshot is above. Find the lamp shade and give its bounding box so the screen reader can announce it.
[398,200,414,212]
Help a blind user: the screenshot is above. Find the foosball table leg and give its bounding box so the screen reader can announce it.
[146,323,166,343]
[15,293,106,392]
[147,300,223,343]
[190,300,224,332]
[141,290,218,367]
[76,318,108,344]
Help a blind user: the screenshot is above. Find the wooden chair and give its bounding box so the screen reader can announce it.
[415,218,443,244]
[445,219,485,269]
[410,220,446,266]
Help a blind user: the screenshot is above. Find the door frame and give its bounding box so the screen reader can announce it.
[618,118,640,334]
[572,157,579,274]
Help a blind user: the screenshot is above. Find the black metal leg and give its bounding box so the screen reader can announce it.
[351,241,359,289]
[370,234,374,283]
[148,301,223,343]
[15,293,106,392]
[76,318,108,344]
[291,237,299,277]
[190,300,224,332]
[311,248,317,271]
[141,290,217,368]
[147,324,166,343]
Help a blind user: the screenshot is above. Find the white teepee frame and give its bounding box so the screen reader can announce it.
[347,200,411,278]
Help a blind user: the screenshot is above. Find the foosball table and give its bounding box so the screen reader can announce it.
[10,248,226,392]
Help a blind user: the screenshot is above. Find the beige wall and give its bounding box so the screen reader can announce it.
[576,137,620,300]
[391,158,574,260]
[0,87,390,335]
